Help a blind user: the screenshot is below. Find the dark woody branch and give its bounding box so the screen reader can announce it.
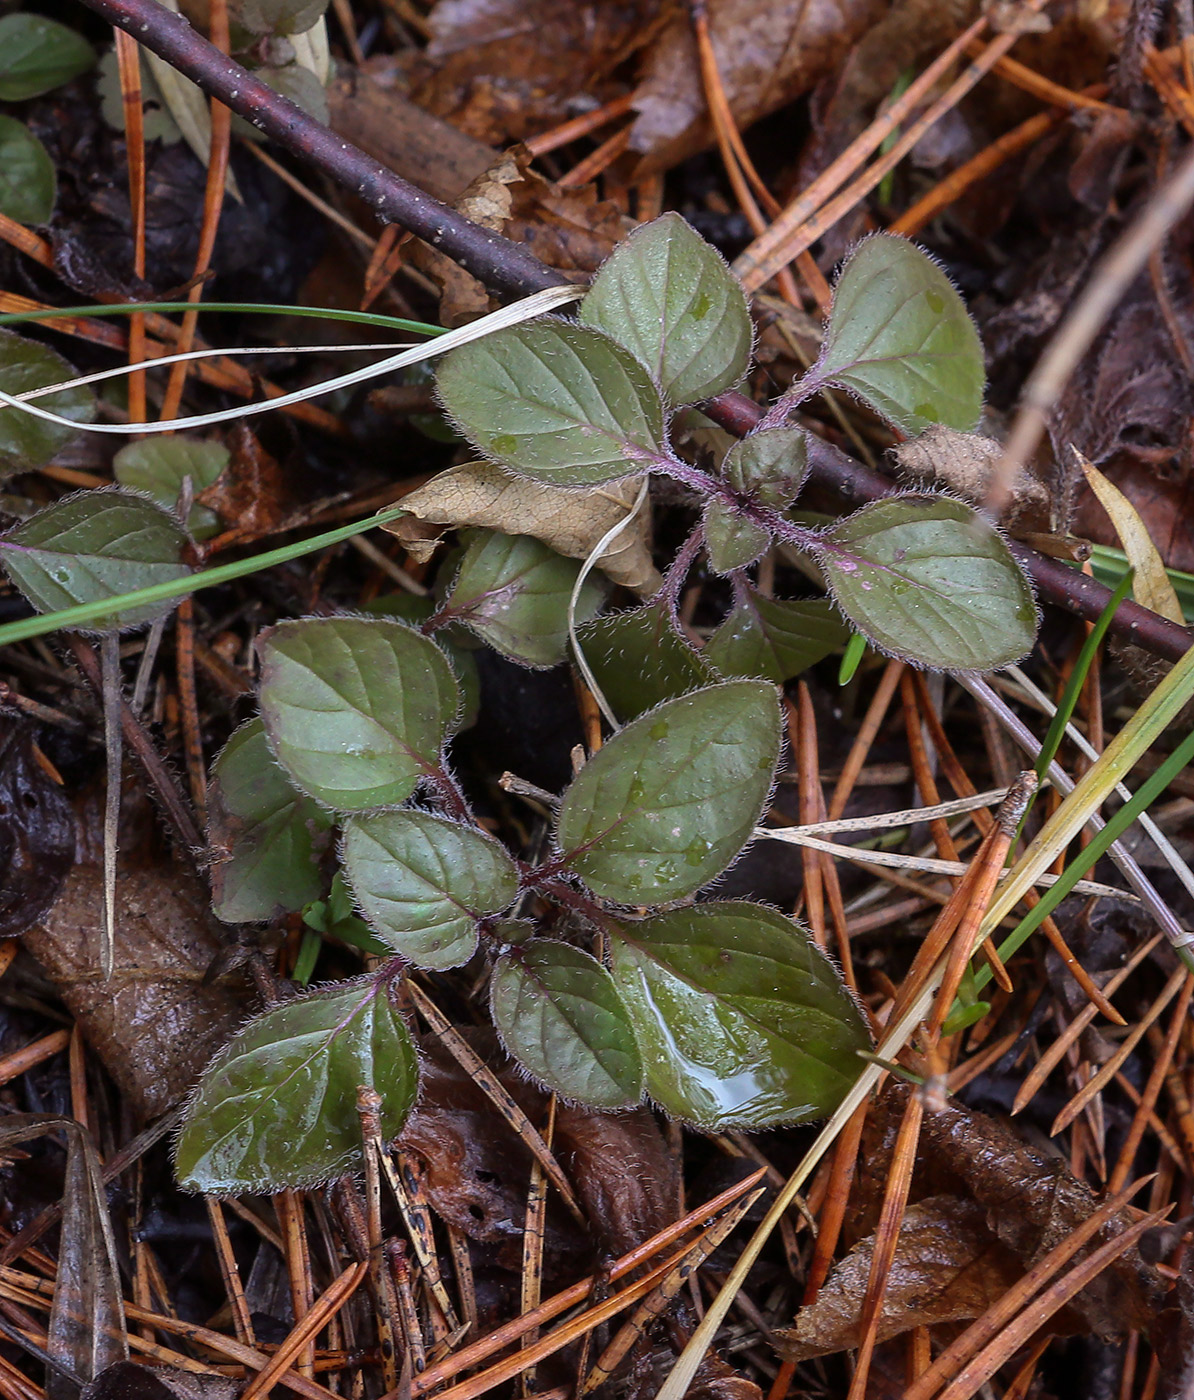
[69,0,1194,665]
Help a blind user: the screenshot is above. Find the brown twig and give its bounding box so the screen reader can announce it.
[60,0,1194,665]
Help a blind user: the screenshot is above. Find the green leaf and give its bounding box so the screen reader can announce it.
[610,902,869,1129]
[228,0,329,37]
[580,212,753,407]
[258,617,460,811]
[491,940,644,1109]
[207,718,333,923]
[705,590,849,683]
[555,680,780,905]
[113,437,228,541]
[0,14,94,101]
[0,117,54,225]
[818,495,1037,670]
[576,600,718,722]
[340,810,518,969]
[436,319,665,486]
[0,487,190,632]
[816,235,984,434]
[363,593,481,731]
[703,501,771,574]
[174,977,419,1192]
[443,530,605,668]
[724,428,809,508]
[0,329,96,473]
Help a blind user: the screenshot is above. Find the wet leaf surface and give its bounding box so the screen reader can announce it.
[0,13,94,100]
[257,616,460,811]
[490,939,644,1107]
[555,680,781,905]
[0,329,96,474]
[820,495,1038,670]
[442,529,605,668]
[610,901,870,1129]
[815,235,985,435]
[0,487,190,632]
[703,501,772,574]
[577,600,719,721]
[0,115,56,225]
[704,590,849,683]
[341,808,518,968]
[581,213,753,408]
[206,717,333,924]
[175,976,419,1192]
[436,320,665,486]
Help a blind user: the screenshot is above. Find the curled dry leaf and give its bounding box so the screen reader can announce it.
[384,461,661,595]
[627,0,885,176]
[23,814,253,1119]
[775,1195,1025,1361]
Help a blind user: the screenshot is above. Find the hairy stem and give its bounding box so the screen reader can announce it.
[64,0,1194,664]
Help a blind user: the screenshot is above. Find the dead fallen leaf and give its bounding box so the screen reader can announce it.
[627,0,885,177]
[852,1086,1168,1339]
[195,425,301,546]
[82,1362,240,1399]
[397,1032,674,1270]
[385,462,661,595]
[23,799,253,1120]
[776,1196,1024,1362]
[1077,450,1183,622]
[0,1115,127,1396]
[413,0,664,146]
[413,146,627,324]
[0,715,75,938]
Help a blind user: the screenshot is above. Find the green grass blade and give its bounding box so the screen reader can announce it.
[0,301,445,338]
[0,506,407,646]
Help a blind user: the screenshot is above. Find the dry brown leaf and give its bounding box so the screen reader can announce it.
[1076,450,1183,622]
[627,0,884,177]
[853,1086,1169,1339]
[0,715,75,938]
[0,1115,127,1395]
[775,1196,1024,1362]
[24,806,253,1119]
[414,0,665,146]
[384,462,661,595]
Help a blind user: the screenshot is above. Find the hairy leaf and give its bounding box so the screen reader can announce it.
[257,617,459,811]
[555,680,780,904]
[491,940,643,1108]
[610,901,869,1129]
[0,117,54,225]
[113,438,228,541]
[0,14,94,100]
[703,500,771,573]
[705,590,849,682]
[361,593,481,731]
[576,600,718,722]
[0,488,190,632]
[207,718,332,923]
[436,320,665,485]
[816,235,984,434]
[341,810,518,969]
[175,978,419,1192]
[819,495,1037,670]
[724,428,809,507]
[0,329,96,473]
[580,212,752,407]
[443,529,605,667]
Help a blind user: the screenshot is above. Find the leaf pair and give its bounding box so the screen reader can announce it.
[490,903,869,1129]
